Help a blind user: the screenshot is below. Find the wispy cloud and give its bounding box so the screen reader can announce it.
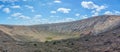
[0,5,4,9]
[81,15,88,19]
[11,12,31,20]
[50,11,57,14]
[57,8,71,13]
[81,1,98,9]
[9,13,49,25]
[104,11,113,15]
[75,13,80,17]
[0,0,19,2]
[11,5,21,9]
[55,18,75,23]
[81,1,106,16]
[104,11,120,15]
[25,5,35,12]
[54,0,61,3]
[3,8,10,13]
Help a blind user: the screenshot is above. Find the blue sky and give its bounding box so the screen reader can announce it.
[0,0,120,25]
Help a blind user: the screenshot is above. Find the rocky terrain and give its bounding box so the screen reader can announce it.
[0,15,120,52]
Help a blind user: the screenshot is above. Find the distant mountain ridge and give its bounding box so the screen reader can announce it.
[0,15,120,42]
[31,15,120,35]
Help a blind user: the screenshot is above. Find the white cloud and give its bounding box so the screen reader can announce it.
[3,8,10,13]
[81,1,106,11]
[50,15,59,18]
[81,1,98,9]
[96,6,106,12]
[81,15,88,19]
[9,13,78,25]
[114,11,120,15]
[11,5,21,9]
[28,15,49,24]
[64,18,75,22]
[11,13,21,17]
[0,5,4,9]
[0,0,18,2]
[50,11,57,14]
[81,1,106,16]
[25,5,33,9]
[75,13,80,17]
[104,11,120,15]
[55,18,75,23]
[92,12,99,16]
[9,13,47,25]
[54,0,61,3]
[11,13,31,20]
[34,15,42,18]
[25,5,35,12]
[57,8,71,13]
[104,11,113,15]
[30,15,42,23]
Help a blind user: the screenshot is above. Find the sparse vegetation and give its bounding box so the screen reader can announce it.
[0,15,120,52]
[46,37,53,41]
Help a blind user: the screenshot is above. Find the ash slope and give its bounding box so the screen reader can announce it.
[0,15,120,52]
[32,15,120,35]
[39,23,120,52]
[0,15,120,42]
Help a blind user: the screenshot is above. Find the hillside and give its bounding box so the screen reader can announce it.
[0,15,120,52]
[0,26,120,52]
[41,26,120,52]
[0,15,120,42]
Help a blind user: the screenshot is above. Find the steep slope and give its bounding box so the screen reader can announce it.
[40,25,120,52]
[32,15,120,35]
[0,30,15,42]
[0,15,120,42]
[0,15,120,52]
[1,23,120,52]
